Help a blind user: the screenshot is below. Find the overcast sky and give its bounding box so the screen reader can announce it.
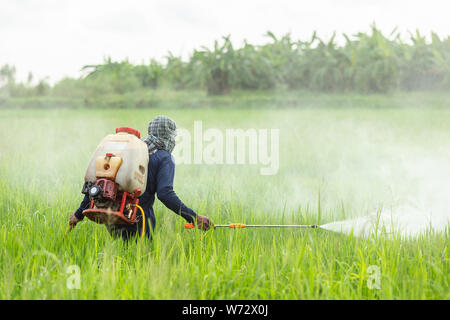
[1,0,449,83]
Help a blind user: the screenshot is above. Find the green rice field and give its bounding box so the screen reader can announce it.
[0,92,449,299]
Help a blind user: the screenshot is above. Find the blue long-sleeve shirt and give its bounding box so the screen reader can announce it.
[74,150,197,230]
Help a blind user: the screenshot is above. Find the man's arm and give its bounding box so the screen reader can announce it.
[74,194,90,220]
[155,153,213,230]
[155,153,197,223]
[69,193,90,227]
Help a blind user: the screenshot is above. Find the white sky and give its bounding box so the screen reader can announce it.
[1,0,449,83]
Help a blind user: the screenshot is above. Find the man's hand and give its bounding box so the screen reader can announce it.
[63,213,81,241]
[196,215,215,231]
[69,213,80,229]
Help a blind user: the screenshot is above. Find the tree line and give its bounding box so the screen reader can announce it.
[1,25,449,99]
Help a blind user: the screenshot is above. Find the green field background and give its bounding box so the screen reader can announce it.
[0,93,449,299]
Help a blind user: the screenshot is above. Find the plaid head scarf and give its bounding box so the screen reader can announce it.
[141,115,177,154]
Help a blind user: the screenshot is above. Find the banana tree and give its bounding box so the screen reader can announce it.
[192,36,235,95]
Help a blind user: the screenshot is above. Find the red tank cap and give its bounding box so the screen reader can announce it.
[116,127,141,138]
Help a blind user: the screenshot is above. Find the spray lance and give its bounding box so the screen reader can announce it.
[184,223,320,229]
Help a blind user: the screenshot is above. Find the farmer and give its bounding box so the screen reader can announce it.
[68,115,214,240]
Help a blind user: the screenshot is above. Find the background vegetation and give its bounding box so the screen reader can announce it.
[0,106,448,299]
[1,26,450,109]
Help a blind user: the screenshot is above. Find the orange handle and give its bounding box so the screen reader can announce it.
[229,223,246,228]
[184,223,246,229]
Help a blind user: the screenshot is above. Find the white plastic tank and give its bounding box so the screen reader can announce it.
[85,127,149,194]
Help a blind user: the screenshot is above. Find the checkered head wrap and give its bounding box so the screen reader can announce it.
[142,115,177,154]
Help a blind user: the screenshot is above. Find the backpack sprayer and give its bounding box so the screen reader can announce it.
[65,127,149,239]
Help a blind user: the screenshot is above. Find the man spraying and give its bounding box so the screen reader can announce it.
[68,115,214,240]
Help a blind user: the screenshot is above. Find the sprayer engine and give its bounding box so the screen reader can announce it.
[82,179,141,225]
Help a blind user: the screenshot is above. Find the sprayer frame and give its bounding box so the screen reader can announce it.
[83,191,139,225]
